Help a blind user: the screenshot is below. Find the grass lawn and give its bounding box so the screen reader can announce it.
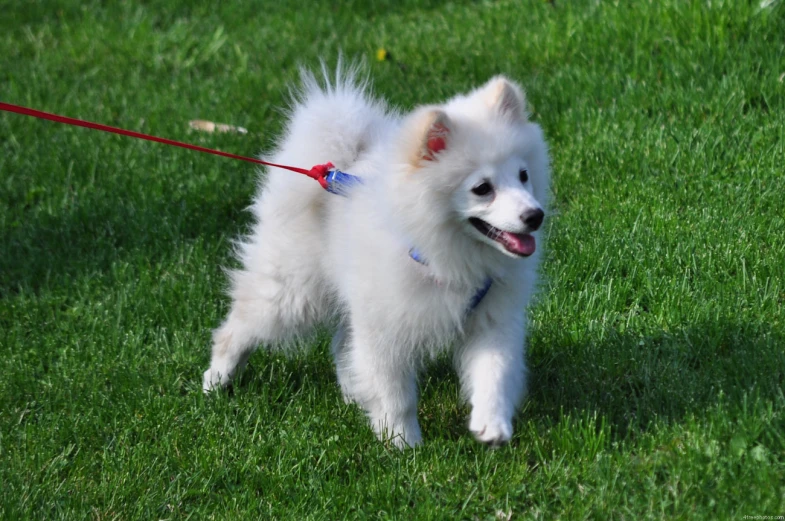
[2,0,784,518]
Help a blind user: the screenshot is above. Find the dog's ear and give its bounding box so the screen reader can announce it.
[406,108,453,166]
[484,76,527,122]
[422,110,450,161]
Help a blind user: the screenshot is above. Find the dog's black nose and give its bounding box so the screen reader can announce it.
[521,208,544,231]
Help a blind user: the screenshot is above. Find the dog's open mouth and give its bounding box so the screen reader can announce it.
[469,217,536,257]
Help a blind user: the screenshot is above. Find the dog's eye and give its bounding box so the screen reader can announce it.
[471,182,493,196]
[519,169,529,183]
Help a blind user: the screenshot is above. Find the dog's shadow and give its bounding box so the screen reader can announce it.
[235,319,784,445]
[522,318,782,443]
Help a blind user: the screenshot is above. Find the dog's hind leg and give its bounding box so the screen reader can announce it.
[202,258,330,392]
[202,309,259,392]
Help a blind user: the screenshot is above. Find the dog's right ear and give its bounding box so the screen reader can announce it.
[483,76,528,122]
[404,108,452,167]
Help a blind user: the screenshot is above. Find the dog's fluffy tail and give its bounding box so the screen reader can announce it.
[249,61,388,235]
[272,61,389,172]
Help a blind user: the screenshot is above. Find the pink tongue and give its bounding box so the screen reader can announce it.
[501,232,536,256]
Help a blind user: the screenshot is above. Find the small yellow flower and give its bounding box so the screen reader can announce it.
[376,48,389,62]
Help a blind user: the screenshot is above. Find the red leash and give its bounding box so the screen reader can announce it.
[0,101,334,186]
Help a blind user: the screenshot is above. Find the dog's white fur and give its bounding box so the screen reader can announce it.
[203,66,550,448]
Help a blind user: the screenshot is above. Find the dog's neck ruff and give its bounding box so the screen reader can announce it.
[324,168,495,313]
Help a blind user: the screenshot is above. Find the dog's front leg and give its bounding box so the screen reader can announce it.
[456,315,527,446]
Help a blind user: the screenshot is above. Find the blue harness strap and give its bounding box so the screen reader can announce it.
[323,169,363,196]
[467,277,493,311]
[328,169,492,314]
[408,247,428,266]
[408,248,493,313]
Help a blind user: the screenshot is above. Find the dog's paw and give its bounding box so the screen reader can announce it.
[202,368,230,394]
[386,428,422,450]
[469,413,512,447]
[373,415,422,450]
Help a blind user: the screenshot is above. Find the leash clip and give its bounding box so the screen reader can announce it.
[308,163,362,196]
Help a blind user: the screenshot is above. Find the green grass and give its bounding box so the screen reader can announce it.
[2,0,784,518]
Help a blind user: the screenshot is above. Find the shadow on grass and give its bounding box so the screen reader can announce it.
[227,319,785,445]
[523,319,785,442]
[0,179,252,298]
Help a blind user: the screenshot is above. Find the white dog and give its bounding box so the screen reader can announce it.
[203,66,550,448]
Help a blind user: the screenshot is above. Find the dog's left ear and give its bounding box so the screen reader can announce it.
[484,76,527,122]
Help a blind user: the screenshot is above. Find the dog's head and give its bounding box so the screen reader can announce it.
[397,76,550,259]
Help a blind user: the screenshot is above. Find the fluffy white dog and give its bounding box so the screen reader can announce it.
[203,66,550,448]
